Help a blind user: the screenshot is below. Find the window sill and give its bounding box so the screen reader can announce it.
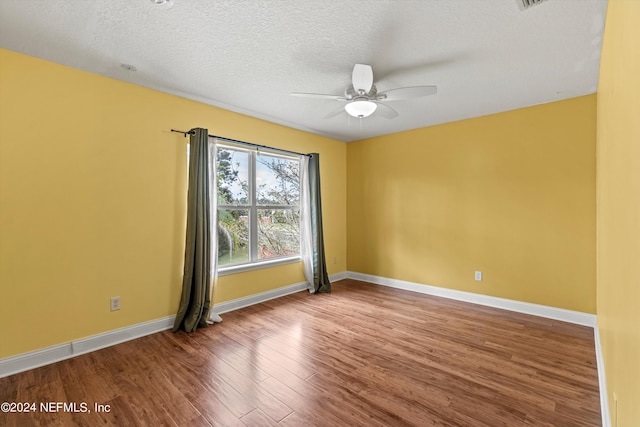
[217,256,301,276]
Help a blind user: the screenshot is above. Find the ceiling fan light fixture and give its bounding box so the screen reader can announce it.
[345,100,377,118]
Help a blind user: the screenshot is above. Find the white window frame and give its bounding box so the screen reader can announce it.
[216,143,301,275]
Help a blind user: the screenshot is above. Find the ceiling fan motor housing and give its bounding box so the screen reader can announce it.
[345,85,378,100]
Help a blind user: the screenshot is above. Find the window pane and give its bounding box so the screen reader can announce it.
[257,208,300,260]
[256,154,299,206]
[217,209,249,266]
[216,148,249,205]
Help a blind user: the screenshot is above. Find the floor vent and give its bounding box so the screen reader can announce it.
[518,0,548,10]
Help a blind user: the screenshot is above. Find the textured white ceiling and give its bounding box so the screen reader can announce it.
[0,0,607,142]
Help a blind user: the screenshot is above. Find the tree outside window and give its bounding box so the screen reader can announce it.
[216,146,300,267]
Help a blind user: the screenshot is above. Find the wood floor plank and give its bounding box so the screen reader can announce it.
[303,372,416,427]
[357,386,458,427]
[199,349,293,422]
[257,376,350,426]
[191,394,246,427]
[240,408,279,427]
[0,279,601,426]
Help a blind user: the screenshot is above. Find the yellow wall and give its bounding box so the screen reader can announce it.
[348,96,596,313]
[596,0,640,425]
[0,49,346,358]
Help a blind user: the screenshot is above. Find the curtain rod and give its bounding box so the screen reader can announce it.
[171,129,311,158]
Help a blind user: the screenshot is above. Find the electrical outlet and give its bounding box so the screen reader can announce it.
[474,271,483,281]
[110,296,121,312]
[333,256,337,265]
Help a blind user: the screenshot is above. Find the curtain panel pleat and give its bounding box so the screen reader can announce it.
[301,153,331,293]
[173,128,219,332]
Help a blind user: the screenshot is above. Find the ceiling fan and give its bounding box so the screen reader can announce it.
[291,64,437,119]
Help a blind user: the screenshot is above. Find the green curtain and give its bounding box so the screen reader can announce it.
[173,128,212,332]
[308,153,331,293]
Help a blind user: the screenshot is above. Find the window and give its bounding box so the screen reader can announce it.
[216,143,301,271]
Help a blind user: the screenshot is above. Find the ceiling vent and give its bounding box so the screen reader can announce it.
[518,0,548,10]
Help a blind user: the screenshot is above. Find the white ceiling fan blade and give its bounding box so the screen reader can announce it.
[377,86,437,101]
[290,92,346,100]
[374,102,399,119]
[352,64,373,93]
[324,105,346,119]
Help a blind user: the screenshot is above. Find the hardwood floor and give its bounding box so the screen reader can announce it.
[0,279,601,426]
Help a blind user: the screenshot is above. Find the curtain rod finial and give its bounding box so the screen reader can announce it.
[171,129,195,137]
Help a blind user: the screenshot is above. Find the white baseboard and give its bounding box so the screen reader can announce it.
[329,271,348,282]
[594,324,611,427]
[213,281,309,314]
[213,272,346,314]
[0,273,348,378]
[346,271,597,327]
[0,316,175,379]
